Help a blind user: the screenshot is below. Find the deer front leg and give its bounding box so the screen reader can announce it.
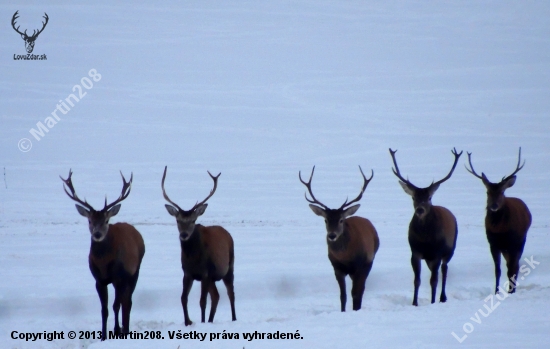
[411,255,421,306]
[181,275,194,326]
[95,281,109,341]
[334,269,347,312]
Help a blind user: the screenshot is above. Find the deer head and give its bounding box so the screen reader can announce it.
[299,166,372,242]
[12,11,48,53]
[466,148,525,212]
[390,148,462,219]
[161,166,220,242]
[61,170,133,242]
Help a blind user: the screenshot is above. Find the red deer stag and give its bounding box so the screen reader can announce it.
[465,148,531,294]
[299,166,379,311]
[161,166,236,325]
[60,170,145,340]
[389,148,462,306]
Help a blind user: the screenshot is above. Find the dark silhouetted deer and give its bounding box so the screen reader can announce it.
[61,170,145,340]
[390,148,462,306]
[299,166,379,311]
[466,148,531,294]
[161,166,236,325]
[11,11,48,53]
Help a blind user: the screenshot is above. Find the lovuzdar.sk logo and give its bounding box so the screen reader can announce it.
[11,10,48,60]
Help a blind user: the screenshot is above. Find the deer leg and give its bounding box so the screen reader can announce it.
[207,282,220,323]
[351,272,368,311]
[334,269,347,312]
[199,279,210,323]
[181,275,194,326]
[506,252,521,294]
[112,284,122,336]
[121,271,139,334]
[411,255,421,306]
[427,259,441,304]
[95,281,109,341]
[489,244,501,294]
[440,261,448,303]
[222,270,237,321]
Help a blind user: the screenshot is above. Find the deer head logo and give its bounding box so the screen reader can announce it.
[11,11,49,54]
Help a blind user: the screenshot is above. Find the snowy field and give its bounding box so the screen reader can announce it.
[1,1,549,348]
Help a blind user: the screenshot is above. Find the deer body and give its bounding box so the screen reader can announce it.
[466,148,531,294]
[300,166,379,311]
[61,170,144,341]
[327,216,380,311]
[162,167,236,326]
[390,148,462,306]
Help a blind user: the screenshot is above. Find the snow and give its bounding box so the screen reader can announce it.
[1,1,549,348]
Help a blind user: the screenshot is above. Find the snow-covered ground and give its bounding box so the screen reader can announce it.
[1,1,549,348]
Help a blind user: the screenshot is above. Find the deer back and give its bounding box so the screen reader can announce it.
[486,197,531,237]
[89,223,145,279]
[329,216,379,264]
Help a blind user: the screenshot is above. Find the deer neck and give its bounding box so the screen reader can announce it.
[180,224,203,257]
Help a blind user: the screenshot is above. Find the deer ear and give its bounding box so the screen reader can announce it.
[502,176,516,190]
[194,203,208,217]
[343,204,360,218]
[309,204,327,218]
[427,183,440,196]
[399,181,415,196]
[75,204,90,218]
[107,204,121,218]
[165,204,179,217]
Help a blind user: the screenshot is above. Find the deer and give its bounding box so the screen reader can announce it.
[299,166,379,311]
[389,148,462,306]
[60,170,145,341]
[11,11,49,53]
[465,148,531,294]
[161,166,236,326]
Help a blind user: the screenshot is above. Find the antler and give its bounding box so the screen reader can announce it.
[31,13,49,38]
[432,148,463,186]
[162,167,220,212]
[465,151,484,180]
[103,171,133,211]
[161,166,184,212]
[338,166,373,210]
[11,11,25,36]
[60,169,95,211]
[502,147,525,181]
[389,148,417,188]
[190,171,220,211]
[299,166,330,210]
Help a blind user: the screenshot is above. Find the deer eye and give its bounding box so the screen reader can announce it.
[339,219,344,224]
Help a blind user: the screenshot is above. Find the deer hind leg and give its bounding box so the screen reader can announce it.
[199,279,211,323]
[439,260,449,303]
[207,282,220,323]
[95,282,109,341]
[181,275,194,326]
[427,259,442,304]
[222,269,237,321]
[411,255,421,306]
